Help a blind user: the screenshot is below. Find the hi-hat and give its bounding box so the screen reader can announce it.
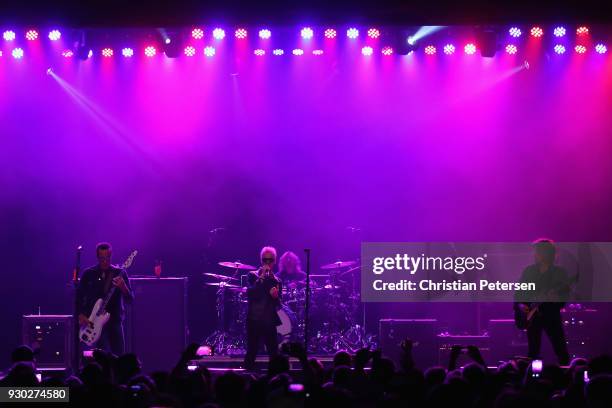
[321,260,357,270]
[204,282,241,289]
[218,261,256,270]
[203,272,238,282]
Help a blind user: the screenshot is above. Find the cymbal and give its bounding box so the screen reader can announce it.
[309,274,331,278]
[218,261,256,270]
[339,265,361,277]
[204,282,241,289]
[321,260,357,270]
[203,272,238,282]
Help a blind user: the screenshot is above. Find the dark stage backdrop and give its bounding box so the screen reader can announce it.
[1,48,612,368]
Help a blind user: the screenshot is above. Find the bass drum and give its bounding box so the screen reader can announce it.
[276,304,298,341]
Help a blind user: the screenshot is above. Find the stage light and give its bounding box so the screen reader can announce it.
[443,44,455,55]
[324,28,337,39]
[595,43,607,54]
[258,29,271,39]
[292,48,304,55]
[122,47,134,57]
[48,30,61,41]
[301,27,314,40]
[212,28,225,40]
[575,44,587,54]
[204,46,215,57]
[235,28,247,39]
[192,28,204,40]
[101,48,113,57]
[184,46,196,57]
[312,49,324,55]
[347,28,359,39]
[3,30,16,41]
[25,30,38,41]
[576,26,589,35]
[553,26,566,37]
[477,28,498,57]
[554,44,566,54]
[272,49,284,56]
[381,46,393,55]
[254,49,265,56]
[12,47,24,59]
[361,46,373,56]
[424,45,436,55]
[464,43,477,55]
[367,28,380,39]
[508,27,522,38]
[505,44,517,55]
[530,26,544,38]
[61,49,73,58]
[144,46,157,57]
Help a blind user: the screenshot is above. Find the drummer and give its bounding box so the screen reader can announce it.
[277,251,307,289]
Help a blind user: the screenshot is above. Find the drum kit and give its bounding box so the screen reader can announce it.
[203,258,375,355]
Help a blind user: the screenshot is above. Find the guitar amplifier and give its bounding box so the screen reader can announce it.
[22,315,74,370]
[379,319,438,369]
[125,277,188,373]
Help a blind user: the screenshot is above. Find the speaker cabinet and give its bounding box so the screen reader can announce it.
[22,315,73,369]
[379,319,438,369]
[125,277,188,373]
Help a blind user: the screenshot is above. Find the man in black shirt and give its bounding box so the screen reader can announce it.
[244,246,282,370]
[514,239,570,365]
[76,242,134,355]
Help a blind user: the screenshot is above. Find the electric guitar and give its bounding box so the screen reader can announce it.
[79,250,138,346]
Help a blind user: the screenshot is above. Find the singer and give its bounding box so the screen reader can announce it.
[243,246,283,370]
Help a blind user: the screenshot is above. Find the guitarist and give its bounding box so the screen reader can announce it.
[243,246,282,370]
[76,242,134,355]
[514,239,570,365]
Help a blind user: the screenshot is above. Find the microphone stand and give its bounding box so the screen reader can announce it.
[304,249,311,353]
[72,245,82,373]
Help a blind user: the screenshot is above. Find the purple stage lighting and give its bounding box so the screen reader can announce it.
[122,47,134,57]
[361,46,373,56]
[381,46,393,56]
[301,27,314,40]
[61,49,73,58]
[346,28,359,39]
[235,28,247,39]
[324,28,337,39]
[424,45,436,55]
[204,46,215,57]
[575,44,587,54]
[464,43,477,55]
[25,30,39,41]
[272,49,284,56]
[12,47,24,59]
[48,29,61,41]
[3,30,16,41]
[595,44,607,54]
[312,49,324,55]
[254,49,265,56]
[530,26,544,38]
[144,46,157,57]
[101,48,113,57]
[508,27,522,38]
[259,29,271,39]
[505,44,518,55]
[367,28,380,39]
[553,26,567,37]
[184,46,196,57]
[292,48,304,56]
[576,26,589,35]
[212,28,225,40]
[554,44,566,54]
[192,28,204,40]
[443,44,456,55]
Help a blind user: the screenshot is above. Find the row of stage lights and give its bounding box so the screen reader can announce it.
[0,26,608,60]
